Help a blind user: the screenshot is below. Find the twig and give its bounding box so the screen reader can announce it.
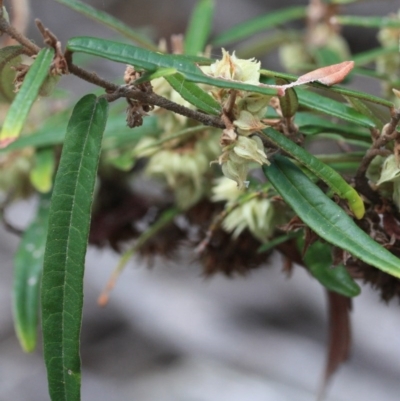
[66,53,226,128]
[0,14,39,55]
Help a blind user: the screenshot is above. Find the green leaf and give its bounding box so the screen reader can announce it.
[184,0,214,55]
[302,239,361,297]
[0,110,159,153]
[275,78,298,118]
[212,6,307,46]
[0,48,54,147]
[353,45,399,67]
[165,74,221,115]
[313,47,345,67]
[257,231,301,254]
[13,193,51,352]
[334,15,400,29]
[29,148,55,193]
[344,96,385,130]
[294,112,370,139]
[263,155,400,279]
[0,45,23,102]
[260,127,365,219]
[296,89,376,128]
[54,0,158,50]
[66,37,277,97]
[41,94,108,401]
[133,67,178,85]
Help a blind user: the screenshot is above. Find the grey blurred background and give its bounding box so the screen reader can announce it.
[1,1,400,401]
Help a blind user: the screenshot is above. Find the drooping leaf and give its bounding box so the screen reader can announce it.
[41,94,108,401]
[165,74,221,115]
[318,291,351,400]
[0,48,54,148]
[302,239,361,297]
[184,0,214,56]
[13,193,51,352]
[262,155,400,279]
[54,0,158,50]
[212,6,307,46]
[0,45,23,103]
[260,128,365,219]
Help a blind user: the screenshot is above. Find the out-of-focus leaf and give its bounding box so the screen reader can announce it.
[257,231,301,254]
[261,128,365,219]
[184,0,214,55]
[41,94,108,401]
[0,48,54,148]
[313,47,345,67]
[29,148,55,193]
[334,15,400,29]
[212,6,307,46]
[262,155,400,279]
[13,193,51,352]
[54,0,158,50]
[0,45,23,102]
[353,45,399,67]
[302,240,361,297]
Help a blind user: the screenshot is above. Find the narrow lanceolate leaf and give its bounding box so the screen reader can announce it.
[260,128,365,219]
[296,89,376,128]
[66,36,277,97]
[13,193,51,352]
[212,6,307,46]
[344,96,384,130]
[41,94,108,401]
[263,155,400,279]
[165,74,221,115]
[302,240,360,297]
[54,0,158,50]
[184,0,214,56]
[0,48,54,148]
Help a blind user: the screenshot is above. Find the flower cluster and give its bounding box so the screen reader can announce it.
[203,49,271,188]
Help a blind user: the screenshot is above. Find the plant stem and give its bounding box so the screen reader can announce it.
[0,15,39,55]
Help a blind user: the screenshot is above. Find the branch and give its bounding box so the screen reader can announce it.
[65,53,225,129]
[0,13,39,55]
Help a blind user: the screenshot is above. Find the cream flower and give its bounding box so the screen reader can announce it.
[234,110,267,136]
[204,49,261,85]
